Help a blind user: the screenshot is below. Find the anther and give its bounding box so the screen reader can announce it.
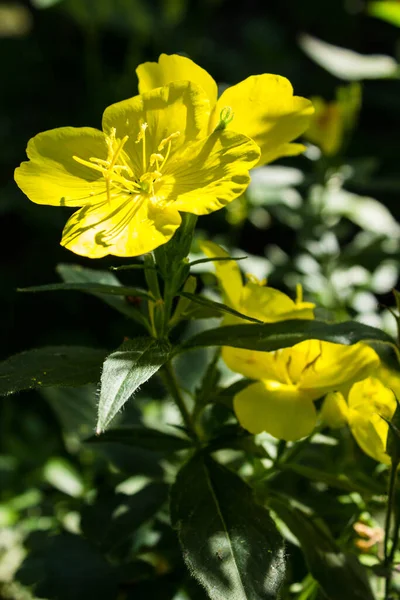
[158,131,180,151]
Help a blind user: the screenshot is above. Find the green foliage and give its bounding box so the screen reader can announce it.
[97,337,170,432]
[171,454,286,600]
[0,346,107,395]
[179,319,394,352]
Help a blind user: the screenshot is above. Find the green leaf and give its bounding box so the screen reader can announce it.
[16,532,118,600]
[189,255,247,267]
[179,292,263,324]
[81,482,169,550]
[269,496,374,600]
[369,1,400,27]
[87,425,192,452]
[0,346,107,396]
[279,463,384,495]
[170,454,285,600]
[19,282,152,299]
[97,337,170,433]
[299,33,398,80]
[178,319,394,353]
[56,263,149,320]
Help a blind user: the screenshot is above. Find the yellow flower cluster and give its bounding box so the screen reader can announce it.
[14,54,313,259]
[204,242,398,462]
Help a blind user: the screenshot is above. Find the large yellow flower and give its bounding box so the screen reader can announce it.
[15,82,260,258]
[322,373,398,464]
[137,54,314,166]
[232,340,379,441]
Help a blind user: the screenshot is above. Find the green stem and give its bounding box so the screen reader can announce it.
[161,361,199,443]
[384,459,399,600]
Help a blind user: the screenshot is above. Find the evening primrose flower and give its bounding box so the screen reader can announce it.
[15,82,260,258]
[136,54,314,166]
[232,340,379,441]
[305,83,361,156]
[322,374,397,464]
[200,240,315,323]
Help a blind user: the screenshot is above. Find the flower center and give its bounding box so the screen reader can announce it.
[72,123,180,202]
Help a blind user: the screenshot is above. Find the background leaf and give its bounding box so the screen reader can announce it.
[170,454,285,600]
[299,33,398,79]
[269,496,375,600]
[97,337,170,433]
[56,263,149,320]
[0,346,107,395]
[16,532,118,600]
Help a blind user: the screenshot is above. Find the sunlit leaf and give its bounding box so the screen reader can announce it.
[171,454,285,600]
[299,33,398,80]
[97,338,170,433]
[369,1,400,27]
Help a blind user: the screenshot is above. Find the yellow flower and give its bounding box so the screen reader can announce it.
[200,240,315,322]
[305,83,361,156]
[136,54,314,166]
[15,82,260,258]
[232,340,379,441]
[322,376,397,464]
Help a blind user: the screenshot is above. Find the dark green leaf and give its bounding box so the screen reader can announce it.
[87,425,192,452]
[189,255,247,267]
[178,319,394,353]
[19,281,152,299]
[0,346,107,396]
[171,454,285,600]
[269,496,375,600]
[81,483,169,550]
[279,463,384,495]
[179,292,263,324]
[16,532,118,600]
[56,263,149,320]
[97,337,170,433]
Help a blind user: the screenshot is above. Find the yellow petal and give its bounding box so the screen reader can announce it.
[321,391,349,428]
[305,97,343,156]
[349,411,390,464]
[222,346,282,381]
[348,377,397,419]
[376,365,400,400]
[136,53,218,111]
[298,341,380,396]
[164,130,260,214]
[61,194,181,258]
[214,75,314,166]
[240,279,315,322]
[199,240,243,308]
[102,81,211,172]
[234,380,317,440]
[15,127,108,207]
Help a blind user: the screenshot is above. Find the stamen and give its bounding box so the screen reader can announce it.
[158,131,180,152]
[150,153,164,168]
[135,122,148,173]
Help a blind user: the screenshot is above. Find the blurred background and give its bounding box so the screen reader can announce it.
[2,0,400,596]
